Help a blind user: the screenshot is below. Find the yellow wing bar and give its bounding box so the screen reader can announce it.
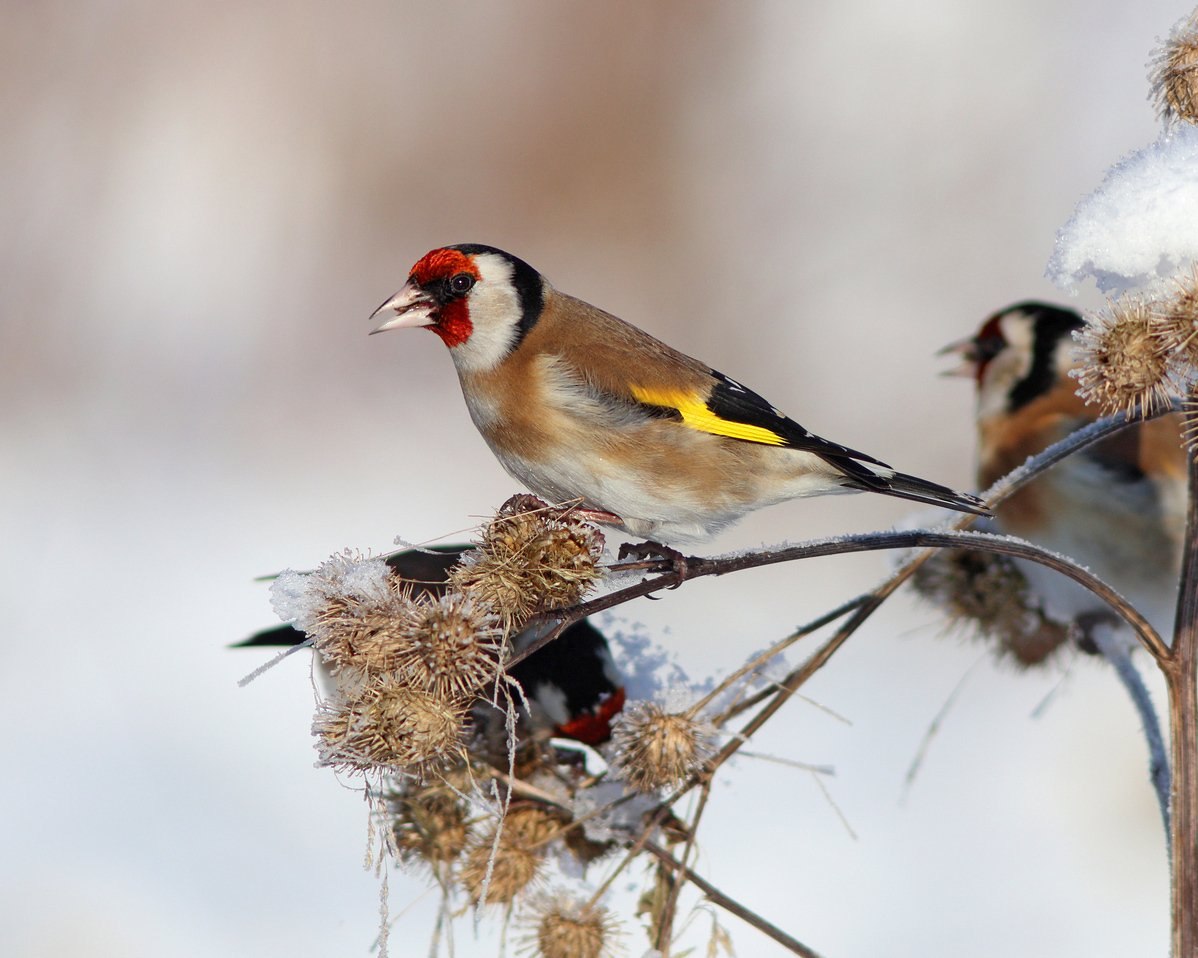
[630,385,786,446]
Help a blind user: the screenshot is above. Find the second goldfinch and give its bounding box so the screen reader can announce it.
[373,244,986,542]
[945,301,1186,637]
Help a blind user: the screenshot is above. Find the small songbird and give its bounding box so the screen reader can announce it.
[371,244,986,542]
[944,301,1187,639]
[237,545,626,746]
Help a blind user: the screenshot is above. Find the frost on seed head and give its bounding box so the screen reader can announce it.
[1152,9,1198,126]
[1072,299,1176,419]
[458,805,559,906]
[394,592,506,700]
[449,495,606,629]
[270,551,392,633]
[313,674,467,776]
[520,893,621,958]
[1153,266,1198,383]
[388,785,470,867]
[608,700,716,793]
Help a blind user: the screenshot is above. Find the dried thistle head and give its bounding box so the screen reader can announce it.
[388,786,470,866]
[459,805,558,906]
[911,548,1070,667]
[521,894,621,958]
[270,551,414,673]
[308,585,417,674]
[1152,11,1198,125]
[314,674,467,775]
[1072,299,1174,418]
[1152,266,1198,382]
[1183,394,1198,450]
[449,495,605,629]
[609,700,716,793]
[393,592,506,700]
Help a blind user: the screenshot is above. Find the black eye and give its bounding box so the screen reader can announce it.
[449,273,475,295]
[975,333,1005,362]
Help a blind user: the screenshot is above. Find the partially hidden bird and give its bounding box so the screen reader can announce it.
[371,244,987,543]
[943,301,1186,639]
[236,545,626,746]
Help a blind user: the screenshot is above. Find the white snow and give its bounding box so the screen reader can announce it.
[1048,124,1198,294]
[268,552,392,630]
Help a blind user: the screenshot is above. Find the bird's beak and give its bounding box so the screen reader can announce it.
[935,335,978,378]
[369,281,437,334]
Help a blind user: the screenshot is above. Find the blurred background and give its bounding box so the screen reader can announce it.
[1,1,1185,955]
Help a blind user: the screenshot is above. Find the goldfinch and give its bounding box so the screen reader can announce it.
[237,545,626,745]
[944,301,1187,637]
[371,244,987,542]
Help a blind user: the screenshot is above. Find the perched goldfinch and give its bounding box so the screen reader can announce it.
[238,545,626,746]
[372,244,986,542]
[944,301,1187,637]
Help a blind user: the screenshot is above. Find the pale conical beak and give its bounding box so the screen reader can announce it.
[935,335,978,378]
[369,281,437,334]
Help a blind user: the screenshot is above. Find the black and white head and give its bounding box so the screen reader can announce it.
[370,244,546,373]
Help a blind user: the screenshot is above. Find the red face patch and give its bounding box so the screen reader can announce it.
[409,247,479,287]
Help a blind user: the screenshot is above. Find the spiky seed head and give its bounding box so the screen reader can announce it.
[389,787,470,865]
[1183,395,1198,450]
[394,592,506,700]
[314,675,466,775]
[309,587,419,674]
[459,805,558,906]
[911,549,1070,667]
[1072,299,1174,418]
[1152,266,1198,382]
[449,495,605,629]
[521,894,620,958]
[1152,11,1198,125]
[270,551,419,674]
[609,701,716,793]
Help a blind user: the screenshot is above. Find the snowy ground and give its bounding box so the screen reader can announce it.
[1,3,1185,956]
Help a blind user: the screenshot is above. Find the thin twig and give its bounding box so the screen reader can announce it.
[690,593,871,720]
[643,839,825,958]
[655,781,713,955]
[901,658,984,805]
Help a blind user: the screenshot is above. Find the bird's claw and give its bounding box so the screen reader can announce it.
[618,540,689,585]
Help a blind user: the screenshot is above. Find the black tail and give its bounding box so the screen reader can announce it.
[831,455,990,516]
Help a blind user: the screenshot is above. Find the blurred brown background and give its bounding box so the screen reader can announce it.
[0,2,1181,956]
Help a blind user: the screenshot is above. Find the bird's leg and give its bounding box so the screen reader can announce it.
[618,540,689,584]
[565,506,626,527]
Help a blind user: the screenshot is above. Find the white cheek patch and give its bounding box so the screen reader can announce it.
[449,254,525,374]
[977,314,1035,420]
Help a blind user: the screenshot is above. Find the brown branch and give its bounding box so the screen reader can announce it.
[1165,408,1198,957]
[510,528,1167,673]
[508,408,1152,675]
[643,839,826,958]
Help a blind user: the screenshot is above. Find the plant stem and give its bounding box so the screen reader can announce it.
[1166,422,1198,957]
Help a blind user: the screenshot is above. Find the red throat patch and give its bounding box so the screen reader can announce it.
[429,300,472,348]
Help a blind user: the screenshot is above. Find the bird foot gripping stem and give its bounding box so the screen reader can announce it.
[618,540,689,586]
